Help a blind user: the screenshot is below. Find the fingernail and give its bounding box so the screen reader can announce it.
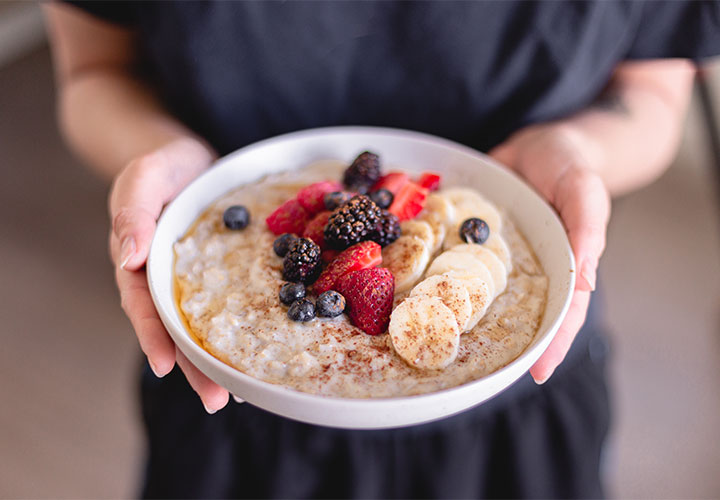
[148,359,164,378]
[203,402,217,415]
[120,237,136,270]
[232,395,245,404]
[533,371,551,385]
[581,260,596,291]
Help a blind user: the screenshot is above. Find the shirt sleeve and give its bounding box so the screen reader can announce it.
[61,0,136,26]
[626,0,720,60]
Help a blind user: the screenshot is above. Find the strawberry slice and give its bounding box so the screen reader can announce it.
[417,172,441,191]
[371,172,409,195]
[335,267,395,335]
[312,240,381,295]
[388,182,428,221]
[296,181,343,214]
[321,249,340,265]
[265,199,309,235]
[302,210,331,250]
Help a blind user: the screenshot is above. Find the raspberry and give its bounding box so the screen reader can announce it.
[282,238,321,283]
[343,152,381,193]
[324,195,382,250]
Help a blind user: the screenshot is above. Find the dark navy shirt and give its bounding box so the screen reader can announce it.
[68,1,720,155]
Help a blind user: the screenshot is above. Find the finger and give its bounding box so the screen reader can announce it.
[530,289,591,383]
[175,348,230,414]
[554,168,611,292]
[109,140,215,270]
[115,262,176,377]
[488,141,517,168]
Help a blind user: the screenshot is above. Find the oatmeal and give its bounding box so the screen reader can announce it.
[174,161,547,398]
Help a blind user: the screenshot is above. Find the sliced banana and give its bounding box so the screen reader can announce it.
[416,212,446,254]
[425,251,496,298]
[441,225,464,251]
[422,193,456,226]
[482,233,513,273]
[400,220,435,253]
[442,272,492,330]
[452,200,502,235]
[410,274,473,332]
[447,244,508,296]
[381,235,430,293]
[389,296,460,370]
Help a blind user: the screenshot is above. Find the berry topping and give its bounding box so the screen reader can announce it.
[287,298,316,322]
[371,172,409,195]
[296,181,343,215]
[371,210,401,247]
[223,205,250,230]
[334,267,395,335]
[273,233,298,257]
[266,198,309,235]
[302,211,332,250]
[321,249,340,265]
[282,237,321,283]
[279,282,306,305]
[343,152,381,193]
[316,290,346,318]
[459,218,490,244]
[323,191,353,211]
[417,172,441,191]
[312,240,382,295]
[324,195,382,250]
[388,182,428,221]
[369,188,394,209]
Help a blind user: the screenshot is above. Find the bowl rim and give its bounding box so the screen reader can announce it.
[147,126,575,424]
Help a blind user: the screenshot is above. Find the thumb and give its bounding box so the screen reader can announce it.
[113,205,158,271]
[487,139,518,169]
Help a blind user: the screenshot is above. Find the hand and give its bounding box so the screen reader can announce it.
[489,124,611,383]
[108,137,230,413]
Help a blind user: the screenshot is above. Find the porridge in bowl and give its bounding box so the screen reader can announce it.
[173,154,548,398]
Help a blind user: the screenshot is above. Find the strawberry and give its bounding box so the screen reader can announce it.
[321,249,340,265]
[417,172,441,191]
[312,240,381,295]
[302,211,331,249]
[265,198,309,235]
[388,182,428,221]
[335,267,395,335]
[296,181,343,214]
[371,172,409,195]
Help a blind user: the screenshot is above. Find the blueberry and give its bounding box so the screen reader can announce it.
[273,233,297,257]
[223,205,250,230]
[369,188,394,210]
[315,291,346,318]
[287,298,315,322]
[279,282,306,305]
[324,191,352,211]
[459,218,490,244]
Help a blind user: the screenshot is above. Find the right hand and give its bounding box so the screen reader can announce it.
[108,137,230,413]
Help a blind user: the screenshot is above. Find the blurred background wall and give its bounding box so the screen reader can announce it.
[1,3,719,498]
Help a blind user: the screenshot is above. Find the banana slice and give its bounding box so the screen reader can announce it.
[400,220,435,253]
[417,212,446,254]
[453,200,502,235]
[422,193,456,226]
[425,251,496,298]
[389,296,460,370]
[441,225,464,251]
[447,244,508,296]
[410,274,473,332]
[442,272,492,330]
[381,235,430,293]
[482,233,513,273]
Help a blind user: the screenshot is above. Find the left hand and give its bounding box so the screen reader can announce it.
[489,123,611,383]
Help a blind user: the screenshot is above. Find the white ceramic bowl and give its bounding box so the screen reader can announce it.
[147,127,575,429]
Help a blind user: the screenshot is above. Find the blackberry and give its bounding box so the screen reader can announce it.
[342,152,381,192]
[459,218,490,244]
[287,299,315,322]
[316,291,346,318]
[369,188,394,209]
[371,210,401,247]
[279,282,306,305]
[323,191,352,211]
[282,238,321,283]
[324,195,382,250]
[273,233,298,257]
[223,205,250,230]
